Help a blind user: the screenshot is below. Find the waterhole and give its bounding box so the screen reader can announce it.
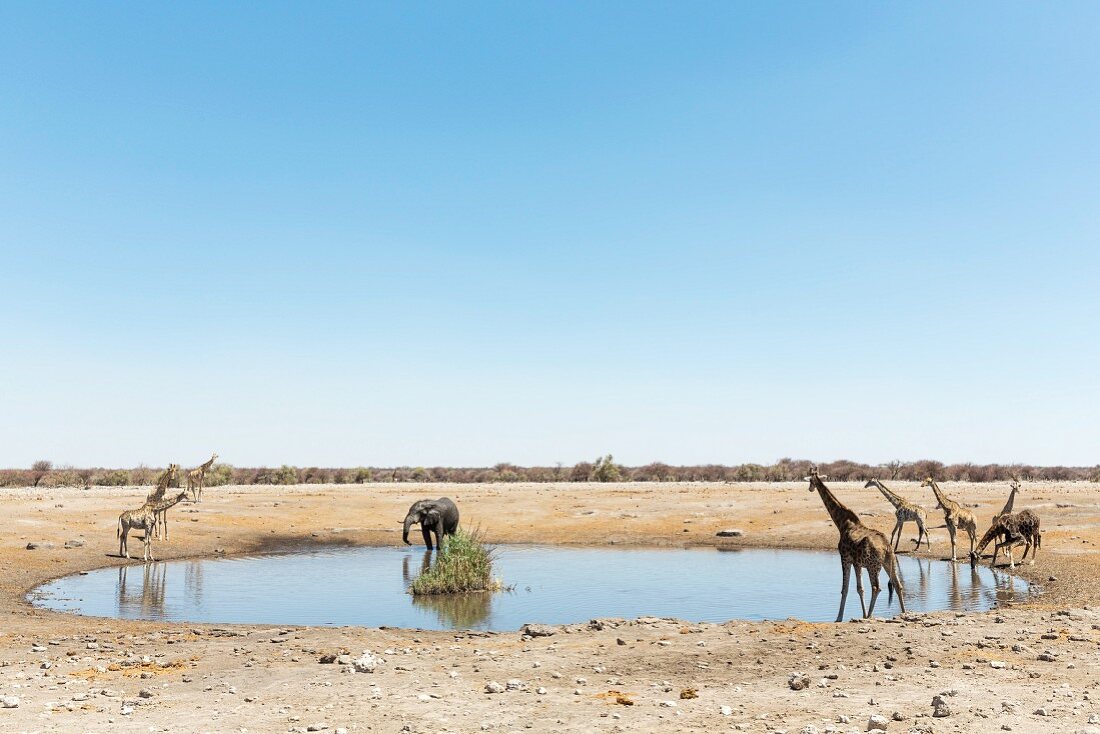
[29,546,1037,630]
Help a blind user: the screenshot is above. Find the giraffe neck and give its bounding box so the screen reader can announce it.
[813,481,861,531]
[873,480,905,509]
[929,480,959,512]
[999,487,1017,516]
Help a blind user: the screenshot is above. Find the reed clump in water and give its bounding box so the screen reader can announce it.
[409,529,504,595]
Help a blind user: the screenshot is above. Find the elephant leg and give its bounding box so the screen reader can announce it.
[836,558,851,623]
[421,525,434,551]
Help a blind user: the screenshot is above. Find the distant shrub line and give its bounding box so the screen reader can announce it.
[1,456,1098,488]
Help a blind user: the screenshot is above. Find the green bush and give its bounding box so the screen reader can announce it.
[95,470,132,486]
[409,530,501,595]
[204,464,234,487]
[590,454,622,482]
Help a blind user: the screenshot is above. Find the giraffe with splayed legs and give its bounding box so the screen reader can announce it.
[865,478,931,551]
[807,467,905,622]
[921,477,977,562]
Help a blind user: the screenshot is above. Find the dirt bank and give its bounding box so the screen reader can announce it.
[1,480,1097,733]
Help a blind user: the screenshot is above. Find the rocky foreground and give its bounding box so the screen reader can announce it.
[1,480,1098,733]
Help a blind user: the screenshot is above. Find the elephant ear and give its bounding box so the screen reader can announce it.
[424,508,441,524]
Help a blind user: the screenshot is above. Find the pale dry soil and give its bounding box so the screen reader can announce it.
[1,480,1099,734]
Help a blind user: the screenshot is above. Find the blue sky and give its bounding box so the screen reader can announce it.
[2,3,1098,468]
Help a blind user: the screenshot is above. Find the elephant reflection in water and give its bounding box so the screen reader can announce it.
[117,563,168,618]
[402,549,492,629]
[402,549,433,587]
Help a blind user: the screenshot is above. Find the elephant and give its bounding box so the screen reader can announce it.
[402,497,459,550]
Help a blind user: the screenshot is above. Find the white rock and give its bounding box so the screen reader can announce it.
[353,652,378,673]
[1,696,19,708]
[720,705,733,716]
[867,713,889,730]
[990,660,1006,669]
[658,700,678,707]
[505,679,526,691]
[484,681,505,694]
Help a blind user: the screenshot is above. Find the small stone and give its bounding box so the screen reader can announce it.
[307,724,329,732]
[799,726,820,734]
[352,652,378,673]
[1033,708,1049,716]
[720,705,733,716]
[505,679,526,691]
[788,672,811,691]
[991,661,1006,669]
[520,624,556,638]
[138,688,154,698]
[64,539,85,548]
[932,694,951,717]
[485,681,505,694]
[867,713,889,730]
[536,687,547,695]
[1,696,19,708]
[716,529,743,537]
[416,693,431,702]
[658,700,678,707]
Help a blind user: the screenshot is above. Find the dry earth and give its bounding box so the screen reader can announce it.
[1,480,1099,734]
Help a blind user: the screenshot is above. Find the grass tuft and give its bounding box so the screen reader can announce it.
[409,529,503,596]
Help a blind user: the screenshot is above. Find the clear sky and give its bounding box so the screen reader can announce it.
[2,3,1098,468]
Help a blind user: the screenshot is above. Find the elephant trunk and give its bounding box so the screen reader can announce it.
[402,514,416,545]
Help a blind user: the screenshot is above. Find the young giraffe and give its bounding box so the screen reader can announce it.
[806,467,905,622]
[920,477,977,562]
[117,491,187,562]
[187,453,218,503]
[864,478,931,551]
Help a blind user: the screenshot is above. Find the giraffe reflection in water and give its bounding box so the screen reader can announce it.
[403,549,492,628]
[117,563,168,618]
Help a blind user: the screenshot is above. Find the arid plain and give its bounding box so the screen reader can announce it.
[1,480,1099,733]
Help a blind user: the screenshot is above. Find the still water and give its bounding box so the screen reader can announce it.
[29,545,1037,630]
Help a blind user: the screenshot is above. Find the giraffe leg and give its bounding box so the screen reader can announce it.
[836,558,851,623]
[854,565,867,618]
[892,521,903,552]
[917,518,930,549]
[866,566,881,618]
[120,527,128,559]
[947,524,957,562]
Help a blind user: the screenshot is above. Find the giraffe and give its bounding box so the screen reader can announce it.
[996,476,1021,520]
[187,453,218,503]
[864,478,931,551]
[970,508,1041,570]
[806,467,905,622]
[117,491,187,562]
[921,477,977,562]
[146,464,179,504]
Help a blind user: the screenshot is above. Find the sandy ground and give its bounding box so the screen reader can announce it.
[1,480,1099,733]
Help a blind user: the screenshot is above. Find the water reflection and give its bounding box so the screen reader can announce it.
[34,546,1039,630]
[402,550,432,587]
[117,563,167,617]
[411,590,492,628]
[403,549,493,627]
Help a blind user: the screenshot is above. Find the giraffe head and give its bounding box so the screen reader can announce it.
[863,479,878,489]
[1010,475,1021,491]
[919,476,934,488]
[803,465,829,491]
